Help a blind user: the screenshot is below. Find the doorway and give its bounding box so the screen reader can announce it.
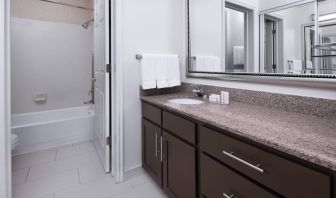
[8,0,119,197]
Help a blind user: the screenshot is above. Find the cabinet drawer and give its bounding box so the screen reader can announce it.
[142,102,161,125]
[163,111,196,144]
[200,126,331,198]
[201,154,277,198]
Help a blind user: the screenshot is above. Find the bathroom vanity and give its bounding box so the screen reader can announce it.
[141,91,336,198]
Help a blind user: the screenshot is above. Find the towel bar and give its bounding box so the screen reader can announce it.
[135,54,181,60]
[135,54,143,60]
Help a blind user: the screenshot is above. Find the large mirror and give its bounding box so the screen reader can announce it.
[187,0,336,78]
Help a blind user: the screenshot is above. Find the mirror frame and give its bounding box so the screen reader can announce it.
[186,0,336,80]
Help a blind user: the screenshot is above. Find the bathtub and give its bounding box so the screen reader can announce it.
[11,106,94,156]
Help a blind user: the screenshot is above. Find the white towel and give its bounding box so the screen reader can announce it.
[233,46,244,65]
[292,60,303,71]
[156,55,169,88]
[140,54,180,89]
[140,54,157,90]
[167,55,181,87]
[306,61,313,69]
[194,56,221,72]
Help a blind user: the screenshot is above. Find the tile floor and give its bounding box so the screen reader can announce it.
[12,141,167,198]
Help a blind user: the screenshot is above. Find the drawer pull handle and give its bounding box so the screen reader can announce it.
[223,193,234,198]
[222,151,264,173]
[155,133,158,157]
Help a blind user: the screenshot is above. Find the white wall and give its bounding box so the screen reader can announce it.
[11,18,93,114]
[122,0,184,172]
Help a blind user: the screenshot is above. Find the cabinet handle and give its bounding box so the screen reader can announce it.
[160,136,163,162]
[222,151,264,173]
[155,133,158,157]
[223,193,234,198]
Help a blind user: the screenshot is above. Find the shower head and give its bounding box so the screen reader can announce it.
[82,19,94,29]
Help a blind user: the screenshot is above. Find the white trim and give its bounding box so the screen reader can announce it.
[1,0,11,197]
[259,0,315,14]
[112,0,124,183]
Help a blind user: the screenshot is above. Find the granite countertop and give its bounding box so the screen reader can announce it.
[141,93,336,172]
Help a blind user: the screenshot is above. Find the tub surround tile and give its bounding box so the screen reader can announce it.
[141,93,336,172]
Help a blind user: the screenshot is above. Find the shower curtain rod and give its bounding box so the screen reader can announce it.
[40,0,94,11]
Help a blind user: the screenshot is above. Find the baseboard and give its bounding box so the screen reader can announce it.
[12,136,93,156]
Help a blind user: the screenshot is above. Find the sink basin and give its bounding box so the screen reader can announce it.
[168,98,204,105]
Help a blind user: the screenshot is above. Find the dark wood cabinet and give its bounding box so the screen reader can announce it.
[200,154,278,198]
[142,102,197,198]
[200,126,331,198]
[162,131,196,198]
[142,118,162,187]
[141,101,334,198]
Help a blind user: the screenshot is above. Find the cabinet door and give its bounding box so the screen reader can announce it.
[162,131,196,198]
[142,119,162,187]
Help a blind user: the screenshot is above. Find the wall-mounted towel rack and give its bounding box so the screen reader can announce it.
[135,54,180,60]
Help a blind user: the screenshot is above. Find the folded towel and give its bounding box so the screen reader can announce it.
[306,61,313,69]
[233,46,245,65]
[194,56,221,72]
[140,54,180,89]
[292,60,303,71]
[140,54,157,90]
[167,55,181,87]
[156,55,169,88]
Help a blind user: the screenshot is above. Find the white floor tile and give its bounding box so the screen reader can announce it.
[56,141,95,160]
[12,149,57,170]
[13,169,80,198]
[12,167,29,186]
[40,194,54,198]
[27,151,100,183]
[54,175,130,198]
[78,161,107,184]
[110,182,167,198]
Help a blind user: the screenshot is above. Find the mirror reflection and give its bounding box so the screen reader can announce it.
[187,0,336,77]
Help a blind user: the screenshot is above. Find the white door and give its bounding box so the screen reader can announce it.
[94,0,110,173]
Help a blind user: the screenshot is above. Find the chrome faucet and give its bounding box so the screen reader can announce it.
[192,85,206,98]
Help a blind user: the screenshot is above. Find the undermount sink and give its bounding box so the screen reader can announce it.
[168,98,204,105]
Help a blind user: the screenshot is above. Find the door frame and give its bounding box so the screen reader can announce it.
[0,0,125,196]
[1,0,11,197]
[111,0,124,183]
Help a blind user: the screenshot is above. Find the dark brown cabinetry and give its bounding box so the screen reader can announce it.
[142,119,162,186]
[163,131,196,198]
[141,101,334,198]
[142,102,197,198]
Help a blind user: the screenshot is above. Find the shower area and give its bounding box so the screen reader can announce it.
[10,0,95,155]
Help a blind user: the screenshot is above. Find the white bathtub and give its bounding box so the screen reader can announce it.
[11,106,94,156]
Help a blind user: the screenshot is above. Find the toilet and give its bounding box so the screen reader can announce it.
[11,134,18,151]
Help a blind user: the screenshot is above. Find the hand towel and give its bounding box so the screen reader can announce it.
[306,61,313,69]
[292,60,303,71]
[156,55,169,88]
[233,46,245,65]
[194,56,221,72]
[167,55,181,87]
[140,54,157,90]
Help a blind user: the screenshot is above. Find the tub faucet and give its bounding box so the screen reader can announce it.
[192,84,206,98]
